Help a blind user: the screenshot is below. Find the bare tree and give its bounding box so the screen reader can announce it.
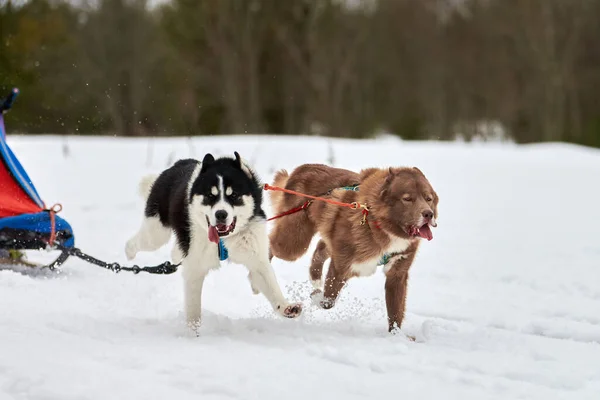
[487,0,592,142]
[80,0,160,136]
[273,0,374,137]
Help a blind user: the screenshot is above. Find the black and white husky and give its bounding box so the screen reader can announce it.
[125,152,303,330]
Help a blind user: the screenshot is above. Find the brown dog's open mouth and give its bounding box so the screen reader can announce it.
[408,223,433,241]
[206,217,237,244]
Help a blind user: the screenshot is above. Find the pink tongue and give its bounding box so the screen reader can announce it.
[418,224,433,241]
[208,226,219,244]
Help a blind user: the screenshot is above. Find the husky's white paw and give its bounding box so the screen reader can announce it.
[278,303,303,318]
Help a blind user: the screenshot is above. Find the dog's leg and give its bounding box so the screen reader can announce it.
[247,271,260,295]
[268,211,316,262]
[385,271,409,334]
[309,239,330,290]
[231,222,302,318]
[384,242,419,334]
[181,255,211,332]
[125,216,171,260]
[171,243,184,264]
[312,257,348,309]
[246,260,302,318]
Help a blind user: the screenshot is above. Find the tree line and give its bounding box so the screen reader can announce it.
[1,0,600,148]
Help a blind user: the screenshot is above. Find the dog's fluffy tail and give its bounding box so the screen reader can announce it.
[269,169,289,212]
[138,174,158,200]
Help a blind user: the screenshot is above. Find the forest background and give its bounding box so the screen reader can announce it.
[2,0,600,148]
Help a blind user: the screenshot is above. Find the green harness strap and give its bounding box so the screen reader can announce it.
[338,184,360,192]
[378,253,392,266]
[378,251,403,266]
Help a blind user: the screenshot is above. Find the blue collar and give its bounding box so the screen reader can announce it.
[218,238,229,261]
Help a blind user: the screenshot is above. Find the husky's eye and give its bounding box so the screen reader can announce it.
[229,192,238,199]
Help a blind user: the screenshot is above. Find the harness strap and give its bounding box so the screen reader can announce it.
[267,200,312,221]
[264,184,368,212]
[378,251,403,266]
[334,184,359,192]
[46,203,63,247]
[264,183,369,224]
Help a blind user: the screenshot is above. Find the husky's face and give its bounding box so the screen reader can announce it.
[189,152,257,244]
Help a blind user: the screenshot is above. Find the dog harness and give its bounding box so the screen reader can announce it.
[378,253,392,266]
[333,185,400,266]
[331,184,360,193]
[264,183,369,224]
[264,183,398,265]
[377,251,404,266]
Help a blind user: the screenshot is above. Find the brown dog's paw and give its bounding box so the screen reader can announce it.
[389,325,416,341]
[310,289,335,309]
[320,299,335,309]
[282,303,303,318]
[310,289,323,304]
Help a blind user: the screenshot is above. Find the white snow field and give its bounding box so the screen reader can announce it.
[1,134,599,400]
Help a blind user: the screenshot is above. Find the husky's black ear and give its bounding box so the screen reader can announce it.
[201,153,215,173]
[234,151,242,170]
[233,151,253,178]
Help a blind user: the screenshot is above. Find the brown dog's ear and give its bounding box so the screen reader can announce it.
[380,168,396,198]
[385,168,396,183]
[413,167,426,177]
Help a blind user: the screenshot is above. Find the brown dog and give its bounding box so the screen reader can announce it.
[268,163,439,333]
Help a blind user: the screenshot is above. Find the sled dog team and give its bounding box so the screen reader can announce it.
[125,152,439,334]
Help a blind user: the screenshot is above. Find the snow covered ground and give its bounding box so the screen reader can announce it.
[1,134,599,400]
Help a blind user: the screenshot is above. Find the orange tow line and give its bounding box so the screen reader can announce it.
[263,183,370,225]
